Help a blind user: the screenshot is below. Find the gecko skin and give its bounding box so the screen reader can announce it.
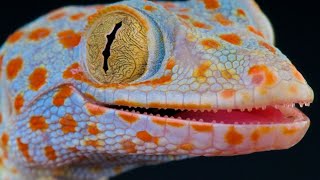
[0,0,314,179]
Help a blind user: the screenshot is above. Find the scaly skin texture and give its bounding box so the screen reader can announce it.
[0,0,314,179]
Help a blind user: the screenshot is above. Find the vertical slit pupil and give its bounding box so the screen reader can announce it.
[102,21,123,72]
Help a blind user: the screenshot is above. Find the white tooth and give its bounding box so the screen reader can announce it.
[211,120,216,123]
[227,109,232,113]
[199,119,204,122]
[156,114,160,117]
[247,108,252,112]
[200,109,205,112]
[299,103,304,107]
[213,109,218,113]
[240,108,245,112]
[186,118,191,121]
[177,117,182,119]
[143,112,148,115]
[164,115,168,118]
[262,106,266,110]
[305,103,310,107]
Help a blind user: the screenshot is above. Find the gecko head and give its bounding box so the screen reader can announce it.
[75,0,313,156]
[3,0,313,173]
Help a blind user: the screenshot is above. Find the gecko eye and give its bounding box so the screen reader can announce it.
[84,5,149,84]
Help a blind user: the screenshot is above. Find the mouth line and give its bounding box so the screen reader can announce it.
[103,102,310,125]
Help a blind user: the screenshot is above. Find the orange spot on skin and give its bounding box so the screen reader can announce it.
[144,5,157,12]
[133,75,172,86]
[48,11,65,21]
[247,25,264,38]
[1,133,9,147]
[251,74,264,85]
[84,93,96,101]
[221,89,235,99]
[219,33,242,45]
[7,31,24,44]
[114,100,143,107]
[85,103,106,116]
[259,41,276,54]
[192,21,212,30]
[29,67,47,91]
[177,14,190,20]
[236,9,246,17]
[6,57,23,80]
[179,8,190,12]
[14,93,24,114]
[44,146,57,161]
[17,138,33,162]
[214,13,233,26]
[59,114,77,134]
[29,116,48,132]
[159,2,176,9]
[201,0,220,10]
[251,130,260,142]
[291,66,305,82]
[87,123,100,135]
[134,134,157,144]
[57,30,81,49]
[118,111,139,124]
[85,140,103,147]
[63,63,85,80]
[193,61,211,79]
[53,86,73,106]
[248,65,278,86]
[225,127,243,145]
[70,12,85,21]
[251,127,271,142]
[68,147,79,152]
[166,58,176,70]
[289,85,298,94]
[122,140,136,153]
[167,121,185,128]
[136,131,153,142]
[151,117,166,126]
[201,39,221,50]
[282,127,298,135]
[191,124,213,132]
[180,143,194,151]
[28,28,51,41]
[221,70,232,80]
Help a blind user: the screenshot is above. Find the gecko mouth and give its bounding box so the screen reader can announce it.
[106,103,310,125]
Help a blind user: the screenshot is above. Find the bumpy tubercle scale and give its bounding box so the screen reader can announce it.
[0,0,313,179]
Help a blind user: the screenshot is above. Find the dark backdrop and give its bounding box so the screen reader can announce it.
[0,0,319,179]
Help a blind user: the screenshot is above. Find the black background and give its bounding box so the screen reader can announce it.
[0,0,319,179]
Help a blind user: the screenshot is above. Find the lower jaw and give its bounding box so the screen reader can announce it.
[116,105,310,155]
